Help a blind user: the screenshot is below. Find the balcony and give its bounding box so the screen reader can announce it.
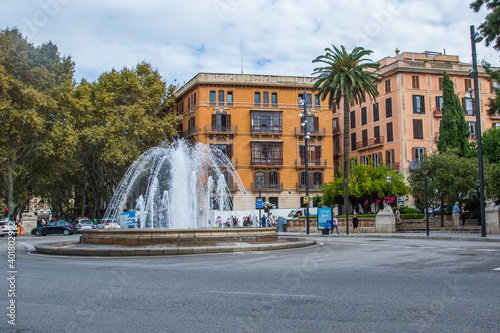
[386,162,400,171]
[332,126,341,136]
[295,159,327,168]
[356,136,384,151]
[205,125,238,134]
[251,158,283,167]
[489,112,500,120]
[333,147,341,156]
[294,127,326,136]
[296,182,324,191]
[464,110,476,117]
[251,182,283,191]
[251,126,282,135]
[182,127,197,138]
[433,107,442,116]
[409,161,421,172]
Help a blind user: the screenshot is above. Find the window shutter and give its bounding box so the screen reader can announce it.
[386,98,392,117]
[226,115,231,129]
[315,146,321,161]
[314,117,319,131]
[211,114,217,129]
[299,145,305,162]
[227,145,233,160]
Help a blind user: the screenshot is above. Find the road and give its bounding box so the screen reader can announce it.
[1,234,499,333]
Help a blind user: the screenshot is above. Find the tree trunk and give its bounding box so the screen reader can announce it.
[6,165,16,221]
[342,93,350,182]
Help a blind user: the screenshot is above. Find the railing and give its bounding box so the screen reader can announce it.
[251,126,282,134]
[332,126,341,135]
[294,127,326,136]
[356,136,384,150]
[251,182,283,191]
[333,147,341,156]
[464,110,476,117]
[251,159,283,166]
[433,107,442,116]
[386,162,400,171]
[182,127,197,138]
[409,161,421,172]
[296,182,324,191]
[205,125,238,134]
[295,159,327,167]
[489,112,500,119]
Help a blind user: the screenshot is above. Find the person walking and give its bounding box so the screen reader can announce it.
[452,202,461,228]
[461,204,469,228]
[351,213,360,234]
[331,215,339,234]
[395,206,402,227]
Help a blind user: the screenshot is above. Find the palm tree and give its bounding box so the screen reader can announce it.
[312,45,380,182]
[312,45,380,219]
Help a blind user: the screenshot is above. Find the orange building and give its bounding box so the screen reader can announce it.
[175,73,334,211]
[176,51,500,211]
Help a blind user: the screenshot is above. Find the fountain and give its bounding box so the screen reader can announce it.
[35,140,316,256]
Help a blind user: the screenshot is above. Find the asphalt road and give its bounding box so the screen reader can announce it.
[1,234,499,333]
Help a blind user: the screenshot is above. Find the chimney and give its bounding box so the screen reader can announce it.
[395,48,400,56]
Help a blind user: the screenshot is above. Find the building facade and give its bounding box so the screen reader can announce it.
[175,73,334,210]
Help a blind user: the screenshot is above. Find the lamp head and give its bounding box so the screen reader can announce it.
[468,68,477,78]
[473,32,483,43]
[386,175,392,184]
[465,88,473,99]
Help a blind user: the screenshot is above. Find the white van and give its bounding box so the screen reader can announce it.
[287,207,318,220]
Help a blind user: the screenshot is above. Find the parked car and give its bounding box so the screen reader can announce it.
[31,221,78,236]
[97,218,120,229]
[74,219,94,231]
[0,221,18,237]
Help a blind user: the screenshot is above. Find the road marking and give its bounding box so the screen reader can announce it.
[208,291,316,298]
[476,249,497,252]
[17,242,36,252]
[492,267,500,271]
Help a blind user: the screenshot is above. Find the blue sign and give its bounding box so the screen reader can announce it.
[120,211,137,228]
[317,207,332,230]
[256,200,263,209]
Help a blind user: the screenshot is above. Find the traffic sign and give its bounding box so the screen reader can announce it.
[303,196,309,204]
[256,200,263,209]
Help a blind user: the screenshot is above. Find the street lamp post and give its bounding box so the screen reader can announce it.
[386,175,392,208]
[422,168,431,236]
[344,178,349,235]
[468,25,486,237]
[301,91,311,235]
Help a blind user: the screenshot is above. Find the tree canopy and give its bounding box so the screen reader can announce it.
[470,1,500,50]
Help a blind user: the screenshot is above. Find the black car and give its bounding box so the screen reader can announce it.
[31,221,78,236]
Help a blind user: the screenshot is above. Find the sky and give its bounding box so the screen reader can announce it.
[1,0,498,87]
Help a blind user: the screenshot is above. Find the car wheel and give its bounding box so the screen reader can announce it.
[63,229,71,236]
[34,230,42,237]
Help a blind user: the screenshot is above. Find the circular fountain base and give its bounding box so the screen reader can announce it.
[34,228,316,256]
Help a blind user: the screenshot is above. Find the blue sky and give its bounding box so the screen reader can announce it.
[1,0,498,86]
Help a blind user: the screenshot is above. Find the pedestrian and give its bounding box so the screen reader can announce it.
[261,215,266,227]
[351,213,360,234]
[452,202,461,228]
[331,215,339,234]
[461,204,469,228]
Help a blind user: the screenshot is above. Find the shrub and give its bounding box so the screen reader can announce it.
[401,213,425,219]
[395,206,421,214]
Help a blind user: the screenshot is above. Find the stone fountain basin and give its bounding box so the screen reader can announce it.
[34,227,316,256]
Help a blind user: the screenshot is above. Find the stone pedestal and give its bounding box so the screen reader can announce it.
[485,202,500,234]
[21,212,38,235]
[375,206,396,233]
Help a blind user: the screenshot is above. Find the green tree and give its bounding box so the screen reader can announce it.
[470,1,500,50]
[482,127,500,163]
[408,151,477,226]
[0,28,77,219]
[321,162,408,213]
[481,62,500,115]
[312,45,380,187]
[437,71,469,155]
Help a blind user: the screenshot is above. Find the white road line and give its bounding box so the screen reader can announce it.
[476,249,497,252]
[492,267,500,271]
[16,241,36,252]
[208,291,316,298]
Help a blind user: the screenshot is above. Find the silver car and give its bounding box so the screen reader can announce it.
[0,221,18,237]
[75,219,94,231]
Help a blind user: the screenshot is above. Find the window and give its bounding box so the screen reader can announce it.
[386,149,394,167]
[227,91,233,106]
[361,107,367,125]
[271,92,278,107]
[491,81,499,93]
[374,126,380,141]
[269,196,279,208]
[412,75,420,89]
[465,78,472,92]
[210,91,216,106]
[255,171,281,190]
[188,117,196,134]
[313,172,323,189]
[362,129,368,147]
[211,114,231,132]
[350,110,356,129]
[412,95,425,114]
[350,157,357,168]
[251,111,282,133]
[373,102,379,122]
[218,90,225,106]
[386,98,392,118]
[193,93,196,106]
[210,144,233,160]
[305,115,319,133]
[361,155,369,165]
[263,92,269,107]
[298,93,312,107]
[462,97,475,116]
[468,121,476,140]
[332,117,339,134]
[494,123,500,128]
[299,145,322,166]
[413,119,424,139]
[438,77,444,91]
[351,132,357,151]
[254,92,261,107]
[269,172,279,189]
[412,147,426,161]
[315,94,321,108]
[385,79,391,93]
[187,97,191,109]
[435,96,443,112]
[332,103,337,114]
[251,142,283,166]
[373,152,381,166]
[386,122,393,142]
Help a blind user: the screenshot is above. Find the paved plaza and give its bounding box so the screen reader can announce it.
[1,232,499,333]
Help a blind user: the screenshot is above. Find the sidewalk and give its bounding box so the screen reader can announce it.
[279,231,500,242]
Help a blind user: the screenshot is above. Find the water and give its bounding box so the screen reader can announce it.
[103,139,254,229]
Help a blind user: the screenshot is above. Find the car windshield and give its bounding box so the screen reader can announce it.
[80,220,92,224]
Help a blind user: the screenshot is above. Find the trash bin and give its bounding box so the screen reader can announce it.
[277,217,286,232]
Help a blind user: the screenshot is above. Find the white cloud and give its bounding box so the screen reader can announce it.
[1,0,497,84]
